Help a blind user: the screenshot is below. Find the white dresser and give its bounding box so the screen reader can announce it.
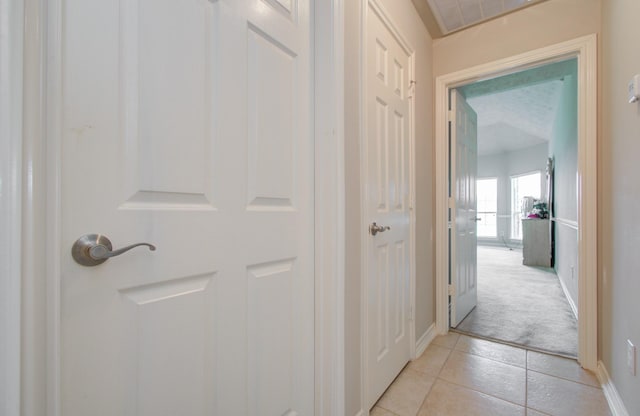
[522,218,551,267]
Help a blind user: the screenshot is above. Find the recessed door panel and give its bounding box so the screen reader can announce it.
[120,0,217,209]
[247,259,297,415]
[247,26,296,210]
[120,274,215,416]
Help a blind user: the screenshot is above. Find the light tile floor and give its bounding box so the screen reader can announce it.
[371,333,611,416]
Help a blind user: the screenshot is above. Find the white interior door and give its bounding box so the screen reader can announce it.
[365,6,412,409]
[450,90,478,328]
[59,0,314,414]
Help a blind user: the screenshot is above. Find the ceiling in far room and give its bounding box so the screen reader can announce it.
[459,59,576,157]
[412,0,547,38]
[467,79,564,156]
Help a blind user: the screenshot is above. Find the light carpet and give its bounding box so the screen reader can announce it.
[454,245,578,357]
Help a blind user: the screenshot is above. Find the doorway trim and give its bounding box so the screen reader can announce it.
[360,0,417,410]
[434,34,598,371]
[17,0,347,415]
[0,0,24,414]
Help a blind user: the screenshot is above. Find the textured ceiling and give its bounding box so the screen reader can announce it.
[462,60,576,99]
[467,80,564,156]
[420,0,546,37]
[461,59,577,157]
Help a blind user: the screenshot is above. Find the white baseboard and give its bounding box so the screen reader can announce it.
[415,323,436,358]
[557,272,578,319]
[597,361,630,416]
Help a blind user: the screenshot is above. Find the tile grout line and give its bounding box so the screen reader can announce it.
[452,347,527,369]
[434,337,528,409]
[451,335,599,388]
[374,404,401,416]
[431,376,527,410]
[427,334,602,415]
[525,350,529,412]
[377,346,453,416]
[527,368,603,389]
[434,338,528,410]
[451,329,577,361]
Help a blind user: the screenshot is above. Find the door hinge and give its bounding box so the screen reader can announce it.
[447,109,454,123]
[408,80,417,98]
[447,221,452,229]
[448,285,455,296]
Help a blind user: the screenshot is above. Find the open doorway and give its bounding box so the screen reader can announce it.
[435,36,598,370]
[450,60,579,357]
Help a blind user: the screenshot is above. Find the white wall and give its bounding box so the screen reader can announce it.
[601,1,640,414]
[344,1,433,414]
[478,143,548,243]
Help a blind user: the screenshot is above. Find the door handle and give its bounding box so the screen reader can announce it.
[369,222,391,236]
[472,217,482,222]
[72,234,156,266]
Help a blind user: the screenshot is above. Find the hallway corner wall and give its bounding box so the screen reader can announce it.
[601,0,640,414]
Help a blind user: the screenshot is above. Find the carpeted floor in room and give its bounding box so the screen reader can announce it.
[454,245,578,357]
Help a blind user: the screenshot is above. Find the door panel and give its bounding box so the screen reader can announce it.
[60,0,313,414]
[366,6,412,408]
[450,90,478,327]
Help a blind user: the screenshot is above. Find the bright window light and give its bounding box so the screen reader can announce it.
[477,178,497,238]
[510,172,541,240]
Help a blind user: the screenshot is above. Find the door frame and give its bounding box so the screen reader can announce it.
[0,0,24,414]
[360,0,417,410]
[434,34,598,371]
[14,0,347,415]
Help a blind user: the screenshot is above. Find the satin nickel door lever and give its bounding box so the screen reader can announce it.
[72,234,156,266]
[369,222,391,236]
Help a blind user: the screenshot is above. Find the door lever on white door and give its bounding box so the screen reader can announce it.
[72,234,156,266]
[369,222,391,236]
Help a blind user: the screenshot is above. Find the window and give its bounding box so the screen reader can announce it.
[476,178,497,238]
[510,172,541,240]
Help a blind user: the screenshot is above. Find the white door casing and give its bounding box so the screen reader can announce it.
[364,1,413,408]
[449,90,478,328]
[434,35,598,370]
[58,0,314,414]
[0,0,24,414]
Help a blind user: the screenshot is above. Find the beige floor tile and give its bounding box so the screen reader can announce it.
[376,369,436,416]
[417,379,525,416]
[438,350,526,405]
[527,351,600,387]
[431,332,460,349]
[407,344,452,376]
[526,409,551,416]
[454,335,526,368]
[371,406,398,416]
[527,371,611,416]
